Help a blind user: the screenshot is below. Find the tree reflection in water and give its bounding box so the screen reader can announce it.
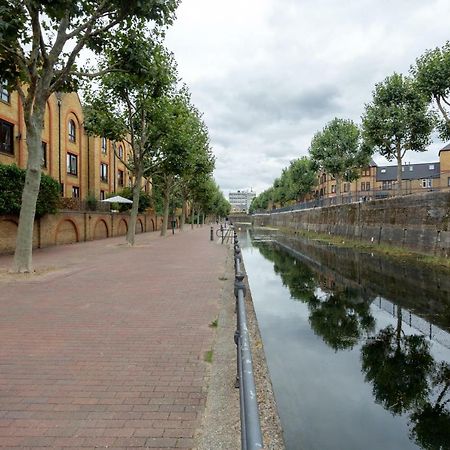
[253,239,450,450]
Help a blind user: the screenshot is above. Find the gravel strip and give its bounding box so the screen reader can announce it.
[195,247,285,449]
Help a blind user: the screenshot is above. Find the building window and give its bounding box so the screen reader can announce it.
[448,177,450,187]
[100,163,108,182]
[41,142,47,168]
[118,145,124,158]
[0,119,14,155]
[421,179,432,189]
[0,83,10,103]
[118,169,124,187]
[331,185,336,193]
[343,183,349,193]
[68,119,76,142]
[429,164,435,170]
[381,168,386,173]
[362,168,370,177]
[361,182,370,191]
[66,153,78,176]
[100,190,105,200]
[101,137,107,154]
[382,181,393,190]
[409,165,413,171]
[72,186,80,198]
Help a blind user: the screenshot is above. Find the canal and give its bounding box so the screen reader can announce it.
[239,229,450,450]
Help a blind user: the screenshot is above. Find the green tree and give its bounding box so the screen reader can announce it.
[362,73,435,193]
[287,157,317,202]
[84,37,177,245]
[0,0,179,272]
[412,42,450,140]
[148,90,211,236]
[178,123,214,230]
[310,118,371,203]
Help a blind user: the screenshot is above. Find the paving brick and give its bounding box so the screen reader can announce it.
[0,228,226,449]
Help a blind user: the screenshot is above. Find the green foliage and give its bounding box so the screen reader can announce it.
[0,164,60,217]
[115,188,151,212]
[362,73,434,167]
[250,156,317,212]
[85,191,97,211]
[412,41,450,140]
[310,117,371,196]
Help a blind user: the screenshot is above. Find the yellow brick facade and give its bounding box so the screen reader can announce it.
[0,90,150,200]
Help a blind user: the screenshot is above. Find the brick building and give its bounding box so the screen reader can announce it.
[0,86,150,200]
[315,146,450,202]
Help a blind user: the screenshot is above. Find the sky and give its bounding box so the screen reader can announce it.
[165,0,450,197]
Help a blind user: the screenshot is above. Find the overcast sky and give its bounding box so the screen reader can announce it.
[165,0,450,197]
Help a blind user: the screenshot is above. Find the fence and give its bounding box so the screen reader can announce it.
[233,230,264,450]
[255,186,450,215]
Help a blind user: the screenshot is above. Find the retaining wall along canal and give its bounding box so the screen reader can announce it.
[252,191,450,256]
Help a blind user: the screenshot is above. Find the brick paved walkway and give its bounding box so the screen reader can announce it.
[0,228,228,449]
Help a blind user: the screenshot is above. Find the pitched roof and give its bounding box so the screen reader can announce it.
[376,162,440,181]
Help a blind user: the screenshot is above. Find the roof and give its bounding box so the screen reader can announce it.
[376,162,440,181]
[369,159,377,167]
[439,143,450,155]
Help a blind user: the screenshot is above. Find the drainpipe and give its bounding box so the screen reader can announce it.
[56,92,62,194]
[87,135,90,194]
[113,143,116,193]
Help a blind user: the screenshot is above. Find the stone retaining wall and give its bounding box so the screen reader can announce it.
[252,191,450,257]
[0,210,160,255]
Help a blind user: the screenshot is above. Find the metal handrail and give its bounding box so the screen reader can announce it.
[233,231,264,450]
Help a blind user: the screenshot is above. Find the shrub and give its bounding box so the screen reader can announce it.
[85,191,97,211]
[0,164,60,217]
[116,187,151,213]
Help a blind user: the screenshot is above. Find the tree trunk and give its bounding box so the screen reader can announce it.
[202,213,205,226]
[160,188,170,237]
[12,110,45,273]
[335,174,341,205]
[126,169,142,246]
[396,145,403,194]
[196,211,200,228]
[180,197,186,231]
[191,207,195,230]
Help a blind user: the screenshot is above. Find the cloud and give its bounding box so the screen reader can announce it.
[166,0,450,197]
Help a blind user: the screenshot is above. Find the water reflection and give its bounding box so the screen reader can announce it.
[245,232,450,450]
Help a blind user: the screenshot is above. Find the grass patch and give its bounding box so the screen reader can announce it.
[204,350,213,363]
[209,318,218,328]
[218,276,228,281]
[291,229,450,270]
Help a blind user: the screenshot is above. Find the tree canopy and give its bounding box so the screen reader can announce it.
[362,73,435,193]
[412,41,450,141]
[1,0,179,272]
[310,117,372,200]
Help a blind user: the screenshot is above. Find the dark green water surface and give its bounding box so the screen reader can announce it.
[239,229,450,450]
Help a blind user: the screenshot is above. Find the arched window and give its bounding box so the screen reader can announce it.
[118,145,124,158]
[68,119,76,142]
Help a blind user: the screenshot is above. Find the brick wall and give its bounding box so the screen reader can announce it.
[0,210,159,255]
[252,191,450,257]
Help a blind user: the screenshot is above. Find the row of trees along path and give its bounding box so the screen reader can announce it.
[1,1,230,273]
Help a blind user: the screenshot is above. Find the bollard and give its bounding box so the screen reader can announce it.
[210,226,214,241]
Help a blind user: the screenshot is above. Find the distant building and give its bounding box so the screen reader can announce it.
[229,190,256,213]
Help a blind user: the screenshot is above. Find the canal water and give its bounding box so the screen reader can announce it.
[239,229,450,450]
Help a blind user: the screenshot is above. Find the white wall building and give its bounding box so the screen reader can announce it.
[229,190,256,213]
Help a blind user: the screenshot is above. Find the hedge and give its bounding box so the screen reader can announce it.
[0,164,60,217]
